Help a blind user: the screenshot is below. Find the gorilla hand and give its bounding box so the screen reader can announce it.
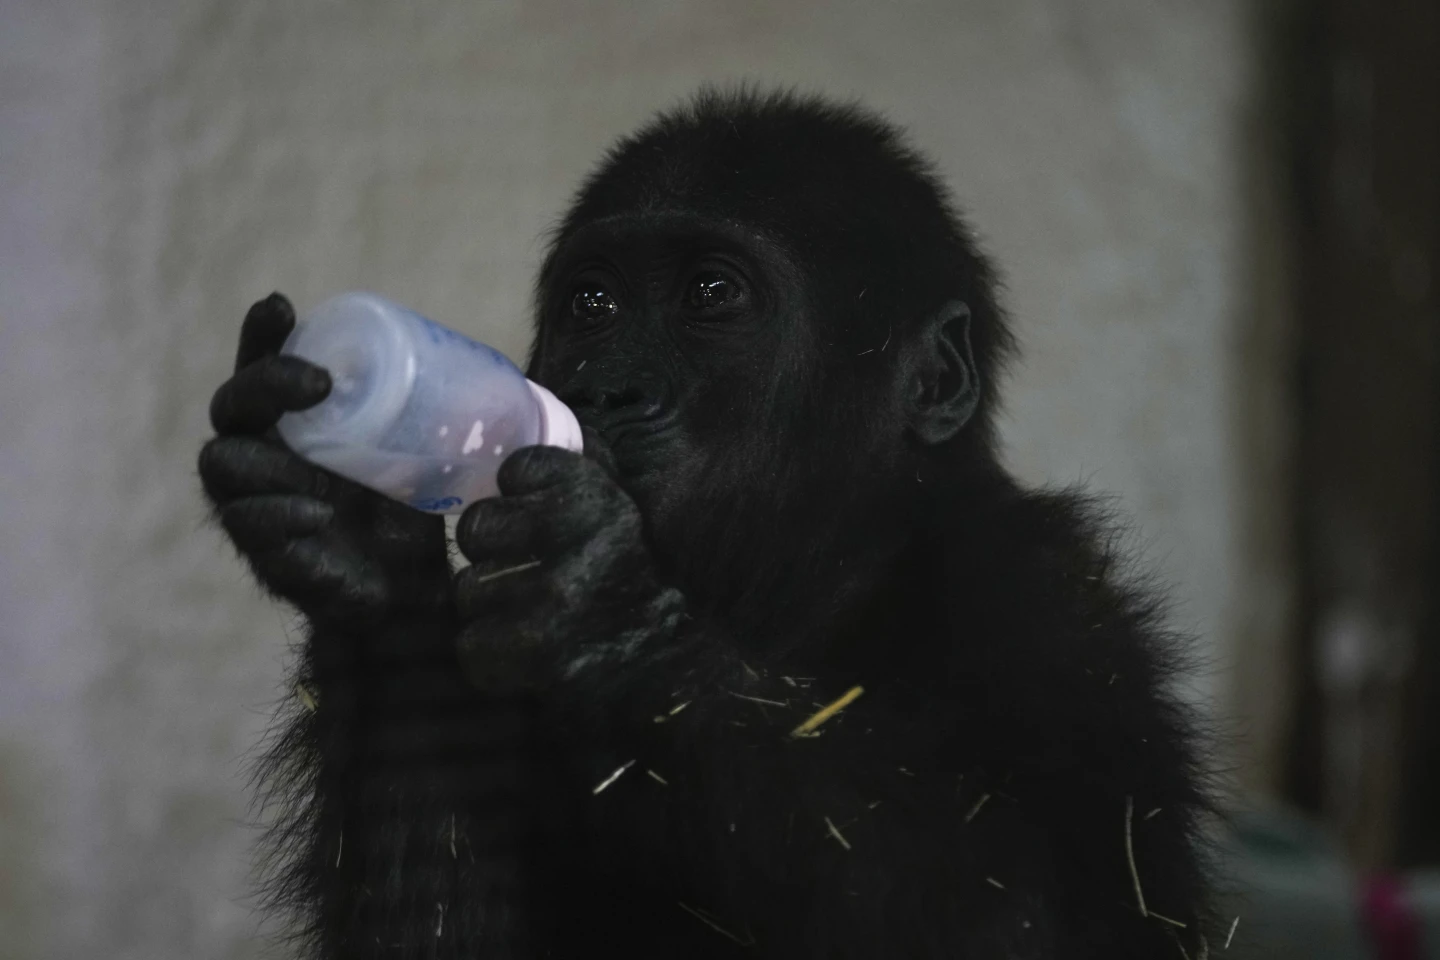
[452,442,686,694]
[198,293,450,623]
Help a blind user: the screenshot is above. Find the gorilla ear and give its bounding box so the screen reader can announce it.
[907,300,980,445]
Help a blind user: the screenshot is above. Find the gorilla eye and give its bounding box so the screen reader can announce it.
[684,272,744,312]
[571,286,618,325]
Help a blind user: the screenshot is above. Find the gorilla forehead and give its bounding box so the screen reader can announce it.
[546,209,795,277]
[550,90,966,280]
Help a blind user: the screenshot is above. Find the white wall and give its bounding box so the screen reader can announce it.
[0,1,1271,956]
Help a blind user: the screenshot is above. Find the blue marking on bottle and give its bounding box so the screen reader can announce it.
[417,314,495,357]
[410,495,463,512]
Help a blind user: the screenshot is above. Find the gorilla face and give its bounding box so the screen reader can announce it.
[529,211,822,533]
[526,210,983,640]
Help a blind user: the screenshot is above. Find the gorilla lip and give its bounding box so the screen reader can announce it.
[580,407,677,453]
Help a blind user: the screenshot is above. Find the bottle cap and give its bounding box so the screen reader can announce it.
[526,380,584,453]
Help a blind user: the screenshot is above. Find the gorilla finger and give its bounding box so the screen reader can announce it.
[495,444,596,497]
[453,557,549,620]
[256,536,389,612]
[455,495,545,563]
[219,495,334,554]
[454,487,607,563]
[199,436,330,503]
[235,293,297,371]
[209,355,332,434]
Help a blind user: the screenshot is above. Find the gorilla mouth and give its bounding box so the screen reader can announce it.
[596,412,677,453]
[562,381,677,451]
[574,403,679,475]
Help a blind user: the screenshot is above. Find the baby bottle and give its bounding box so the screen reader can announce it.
[275,292,582,514]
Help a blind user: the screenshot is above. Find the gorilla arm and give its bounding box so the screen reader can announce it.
[200,294,542,958]
[452,445,1208,958]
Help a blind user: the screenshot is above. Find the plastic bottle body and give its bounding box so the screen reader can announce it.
[276,292,580,514]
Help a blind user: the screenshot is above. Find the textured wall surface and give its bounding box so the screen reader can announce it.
[1,1,1269,956]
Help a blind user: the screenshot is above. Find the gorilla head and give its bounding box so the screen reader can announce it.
[527,91,1016,633]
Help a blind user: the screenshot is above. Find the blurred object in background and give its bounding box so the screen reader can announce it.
[1220,807,1371,960]
[1220,808,1440,960]
[1275,0,1440,873]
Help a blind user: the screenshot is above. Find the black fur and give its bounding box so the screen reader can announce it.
[202,89,1216,958]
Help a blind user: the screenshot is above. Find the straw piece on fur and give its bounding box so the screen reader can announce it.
[592,760,636,795]
[791,686,864,738]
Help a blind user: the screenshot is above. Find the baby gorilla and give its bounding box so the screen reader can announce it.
[200,90,1216,959]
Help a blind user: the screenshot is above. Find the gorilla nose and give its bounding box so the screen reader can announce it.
[559,367,672,428]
